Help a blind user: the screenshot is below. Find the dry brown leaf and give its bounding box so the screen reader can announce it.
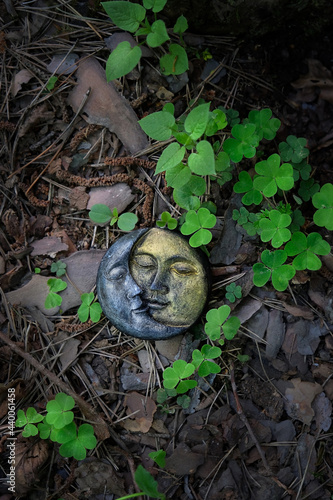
[285,378,322,425]
[292,59,333,103]
[165,443,205,475]
[12,69,33,97]
[30,236,68,257]
[69,186,90,211]
[124,391,156,433]
[67,57,148,154]
[15,439,49,494]
[282,301,314,320]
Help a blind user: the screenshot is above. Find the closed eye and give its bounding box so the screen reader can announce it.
[171,263,197,276]
[106,266,127,281]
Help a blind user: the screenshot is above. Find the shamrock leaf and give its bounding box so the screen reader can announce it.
[223,123,259,163]
[173,175,206,211]
[285,232,330,270]
[233,171,263,205]
[156,211,178,230]
[180,208,216,247]
[246,108,281,140]
[163,360,197,394]
[253,249,295,291]
[205,305,240,343]
[312,183,333,230]
[46,393,75,429]
[298,178,320,202]
[253,153,294,197]
[279,135,309,163]
[259,210,291,248]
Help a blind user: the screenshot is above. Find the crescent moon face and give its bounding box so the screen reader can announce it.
[97,228,209,340]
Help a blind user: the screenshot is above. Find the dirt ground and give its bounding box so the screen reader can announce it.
[1,1,333,499]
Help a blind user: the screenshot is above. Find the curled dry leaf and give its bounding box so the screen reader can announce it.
[285,378,322,425]
[12,69,33,97]
[30,236,68,257]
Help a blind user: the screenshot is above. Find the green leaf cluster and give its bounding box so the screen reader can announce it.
[102,0,188,80]
[163,360,197,394]
[205,305,240,344]
[312,183,333,230]
[232,207,259,236]
[279,135,309,163]
[225,282,242,303]
[253,249,295,291]
[51,260,67,277]
[180,208,216,247]
[16,393,97,461]
[191,344,221,377]
[78,292,103,322]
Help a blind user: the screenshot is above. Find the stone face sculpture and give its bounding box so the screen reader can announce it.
[97,228,209,340]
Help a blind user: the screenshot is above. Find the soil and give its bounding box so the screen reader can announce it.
[0,2,333,500]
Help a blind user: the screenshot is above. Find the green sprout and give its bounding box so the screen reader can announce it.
[225,282,242,303]
[180,207,216,247]
[89,204,138,231]
[163,360,197,394]
[204,305,240,344]
[253,249,295,291]
[15,408,44,437]
[156,211,178,230]
[312,183,333,230]
[77,292,103,323]
[45,278,67,309]
[285,232,330,270]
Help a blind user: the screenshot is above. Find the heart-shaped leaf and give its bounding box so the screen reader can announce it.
[160,44,189,75]
[146,20,169,47]
[106,41,141,81]
[188,140,215,175]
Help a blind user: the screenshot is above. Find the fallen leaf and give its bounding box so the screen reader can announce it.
[282,301,314,320]
[69,186,90,211]
[75,459,126,497]
[124,391,156,433]
[87,184,135,212]
[285,378,322,425]
[165,443,205,475]
[67,57,148,154]
[30,236,68,257]
[292,59,333,103]
[12,69,33,97]
[6,274,59,315]
[46,53,79,75]
[15,439,49,494]
[312,392,332,431]
[265,309,285,359]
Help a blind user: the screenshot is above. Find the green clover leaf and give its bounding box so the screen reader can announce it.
[225,282,242,303]
[163,360,197,394]
[223,123,259,163]
[58,422,97,461]
[253,153,294,197]
[259,210,291,248]
[253,249,295,291]
[298,178,320,202]
[279,135,309,163]
[233,171,263,205]
[180,207,216,247]
[204,305,240,342]
[173,175,206,211]
[51,260,67,277]
[245,108,281,140]
[156,211,178,230]
[16,408,44,437]
[285,232,330,270]
[45,393,75,429]
[89,204,112,225]
[78,293,103,323]
[192,344,221,377]
[312,183,333,230]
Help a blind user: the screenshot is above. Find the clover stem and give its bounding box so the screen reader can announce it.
[116,493,144,500]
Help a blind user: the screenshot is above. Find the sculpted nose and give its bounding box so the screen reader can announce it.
[126,280,141,299]
[150,269,169,293]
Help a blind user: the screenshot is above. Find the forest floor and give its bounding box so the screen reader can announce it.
[1,2,333,499]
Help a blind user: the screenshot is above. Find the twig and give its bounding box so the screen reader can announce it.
[230,364,271,472]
